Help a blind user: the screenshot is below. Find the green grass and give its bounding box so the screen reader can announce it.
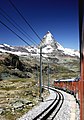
[51,72,79,80]
[0,86,16,91]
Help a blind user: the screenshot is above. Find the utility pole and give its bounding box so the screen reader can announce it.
[39,47,42,100]
[36,58,39,82]
[48,62,50,90]
[39,45,47,101]
[35,57,38,82]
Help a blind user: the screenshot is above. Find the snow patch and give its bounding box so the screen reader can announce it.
[64,48,80,57]
[3,44,10,47]
[42,45,54,53]
[57,42,65,51]
[42,31,54,45]
[3,44,14,49]
[0,45,4,47]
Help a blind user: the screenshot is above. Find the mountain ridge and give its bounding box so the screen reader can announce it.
[0,31,80,59]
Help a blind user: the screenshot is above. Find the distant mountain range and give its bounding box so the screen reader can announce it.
[0,31,80,63]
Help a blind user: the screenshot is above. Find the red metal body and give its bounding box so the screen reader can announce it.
[80,58,84,120]
[54,79,80,98]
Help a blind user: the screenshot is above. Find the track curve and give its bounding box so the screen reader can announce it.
[33,87,64,120]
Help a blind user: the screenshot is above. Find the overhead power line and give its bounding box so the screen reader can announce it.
[8,0,48,49]
[0,20,30,46]
[0,11,37,46]
[1,1,52,99]
[8,0,42,41]
[0,7,38,45]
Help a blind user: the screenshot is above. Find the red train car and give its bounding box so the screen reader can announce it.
[54,77,80,99]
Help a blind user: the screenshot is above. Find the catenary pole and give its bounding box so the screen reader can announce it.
[48,61,50,90]
[39,47,42,99]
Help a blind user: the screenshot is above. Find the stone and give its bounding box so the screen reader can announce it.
[20,99,32,105]
[0,108,4,114]
[11,100,24,110]
[28,104,33,107]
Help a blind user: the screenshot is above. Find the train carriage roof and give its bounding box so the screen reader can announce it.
[54,77,80,82]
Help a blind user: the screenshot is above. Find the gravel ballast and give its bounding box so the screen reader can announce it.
[17,88,80,120]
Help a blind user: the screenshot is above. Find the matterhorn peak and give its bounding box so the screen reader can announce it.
[46,31,52,34]
[44,31,53,38]
[47,31,50,33]
[41,31,55,46]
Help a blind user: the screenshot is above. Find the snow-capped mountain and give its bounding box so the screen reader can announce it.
[39,31,80,58]
[0,44,39,56]
[40,31,55,46]
[0,31,80,60]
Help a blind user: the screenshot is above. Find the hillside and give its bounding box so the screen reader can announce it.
[0,31,80,120]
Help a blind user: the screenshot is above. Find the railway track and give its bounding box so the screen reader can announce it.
[33,87,64,120]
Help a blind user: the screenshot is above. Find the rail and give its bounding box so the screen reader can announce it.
[33,87,64,120]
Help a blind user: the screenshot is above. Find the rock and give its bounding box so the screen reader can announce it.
[25,90,32,95]
[11,100,24,110]
[24,100,32,105]
[4,53,25,71]
[28,104,33,107]
[5,107,11,112]
[11,70,31,78]
[0,108,4,114]
[11,99,33,110]
[11,108,15,112]
[20,99,32,105]
[32,93,36,97]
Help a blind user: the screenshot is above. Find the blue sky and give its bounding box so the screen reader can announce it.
[0,0,79,50]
